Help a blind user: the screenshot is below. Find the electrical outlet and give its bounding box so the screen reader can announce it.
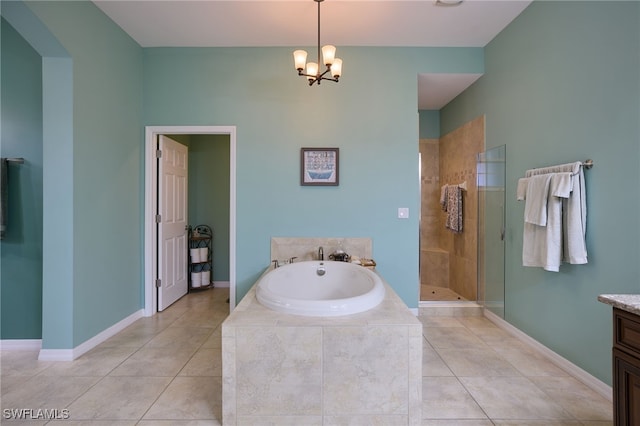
[398,208,409,219]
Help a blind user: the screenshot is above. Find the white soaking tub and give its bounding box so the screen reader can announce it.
[255,260,385,316]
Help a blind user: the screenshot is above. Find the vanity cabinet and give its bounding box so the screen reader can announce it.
[612,307,640,425]
[188,224,213,291]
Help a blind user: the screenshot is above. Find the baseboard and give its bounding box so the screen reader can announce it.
[38,348,74,361]
[214,280,230,288]
[484,309,612,402]
[0,339,42,351]
[38,309,144,361]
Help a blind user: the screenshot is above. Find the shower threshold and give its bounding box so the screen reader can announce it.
[418,300,483,317]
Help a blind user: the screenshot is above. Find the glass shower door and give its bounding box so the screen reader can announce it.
[477,145,506,318]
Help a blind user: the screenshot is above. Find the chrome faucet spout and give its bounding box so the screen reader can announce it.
[318,246,324,261]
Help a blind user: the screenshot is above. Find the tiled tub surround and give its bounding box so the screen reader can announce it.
[270,237,372,263]
[222,269,423,425]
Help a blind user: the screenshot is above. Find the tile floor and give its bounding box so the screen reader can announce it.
[421,284,467,301]
[1,288,613,425]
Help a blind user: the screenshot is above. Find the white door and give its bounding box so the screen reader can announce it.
[157,135,189,311]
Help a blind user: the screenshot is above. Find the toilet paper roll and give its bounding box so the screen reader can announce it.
[201,270,211,286]
[190,248,201,263]
[198,247,208,261]
[191,272,202,288]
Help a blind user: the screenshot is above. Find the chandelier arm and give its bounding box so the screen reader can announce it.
[317,66,336,81]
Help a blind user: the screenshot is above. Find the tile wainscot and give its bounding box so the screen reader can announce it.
[222,268,422,425]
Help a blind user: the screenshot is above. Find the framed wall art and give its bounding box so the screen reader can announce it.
[300,148,339,186]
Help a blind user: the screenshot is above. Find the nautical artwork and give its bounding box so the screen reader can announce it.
[301,148,339,186]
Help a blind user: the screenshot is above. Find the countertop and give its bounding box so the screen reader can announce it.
[598,294,640,316]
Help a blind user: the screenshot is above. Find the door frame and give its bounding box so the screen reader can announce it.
[144,126,236,316]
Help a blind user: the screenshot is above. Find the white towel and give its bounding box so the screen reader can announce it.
[563,169,587,264]
[524,174,552,226]
[521,174,564,272]
[516,178,528,201]
[550,172,573,198]
[520,170,587,271]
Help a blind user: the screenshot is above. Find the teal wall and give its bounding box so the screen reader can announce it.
[2,1,145,348]
[187,134,231,282]
[0,18,43,339]
[418,110,440,139]
[143,46,483,307]
[441,1,640,385]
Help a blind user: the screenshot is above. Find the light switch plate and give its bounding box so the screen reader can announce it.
[398,208,409,219]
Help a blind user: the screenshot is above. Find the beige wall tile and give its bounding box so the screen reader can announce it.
[323,326,409,415]
[235,326,322,416]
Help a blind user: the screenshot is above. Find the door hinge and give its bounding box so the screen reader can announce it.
[156,279,161,288]
[156,149,162,158]
[156,214,161,223]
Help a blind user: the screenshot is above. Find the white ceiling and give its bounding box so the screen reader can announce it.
[93,0,531,109]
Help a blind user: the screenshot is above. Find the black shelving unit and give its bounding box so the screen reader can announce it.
[188,224,213,291]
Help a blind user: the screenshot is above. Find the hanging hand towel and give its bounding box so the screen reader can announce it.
[522,173,572,271]
[0,159,7,240]
[445,184,463,233]
[516,178,529,201]
[440,185,448,211]
[524,174,552,226]
[550,172,573,198]
[563,167,587,265]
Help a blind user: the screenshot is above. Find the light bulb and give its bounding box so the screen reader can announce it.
[293,50,308,71]
[322,45,336,66]
[330,58,342,78]
[306,62,319,81]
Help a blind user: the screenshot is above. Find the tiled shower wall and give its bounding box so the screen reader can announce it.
[420,116,484,301]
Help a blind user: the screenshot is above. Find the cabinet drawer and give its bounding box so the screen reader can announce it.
[614,308,640,355]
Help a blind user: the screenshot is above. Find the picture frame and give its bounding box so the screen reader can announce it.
[300,148,339,186]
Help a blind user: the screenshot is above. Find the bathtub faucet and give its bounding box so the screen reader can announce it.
[272,257,297,268]
[318,246,324,261]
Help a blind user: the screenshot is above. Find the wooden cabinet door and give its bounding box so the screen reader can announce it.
[614,347,640,425]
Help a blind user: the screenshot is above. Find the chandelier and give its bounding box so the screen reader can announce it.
[293,0,342,86]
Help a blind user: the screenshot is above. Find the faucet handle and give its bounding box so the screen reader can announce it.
[289,256,297,263]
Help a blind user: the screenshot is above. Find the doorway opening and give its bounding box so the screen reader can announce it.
[144,126,236,316]
[418,116,484,303]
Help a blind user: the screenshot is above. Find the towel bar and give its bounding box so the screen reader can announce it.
[582,159,594,169]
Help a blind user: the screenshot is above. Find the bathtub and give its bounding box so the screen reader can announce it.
[255,260,385,316]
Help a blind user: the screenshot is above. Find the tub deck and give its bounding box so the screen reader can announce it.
[222,270,422,425]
